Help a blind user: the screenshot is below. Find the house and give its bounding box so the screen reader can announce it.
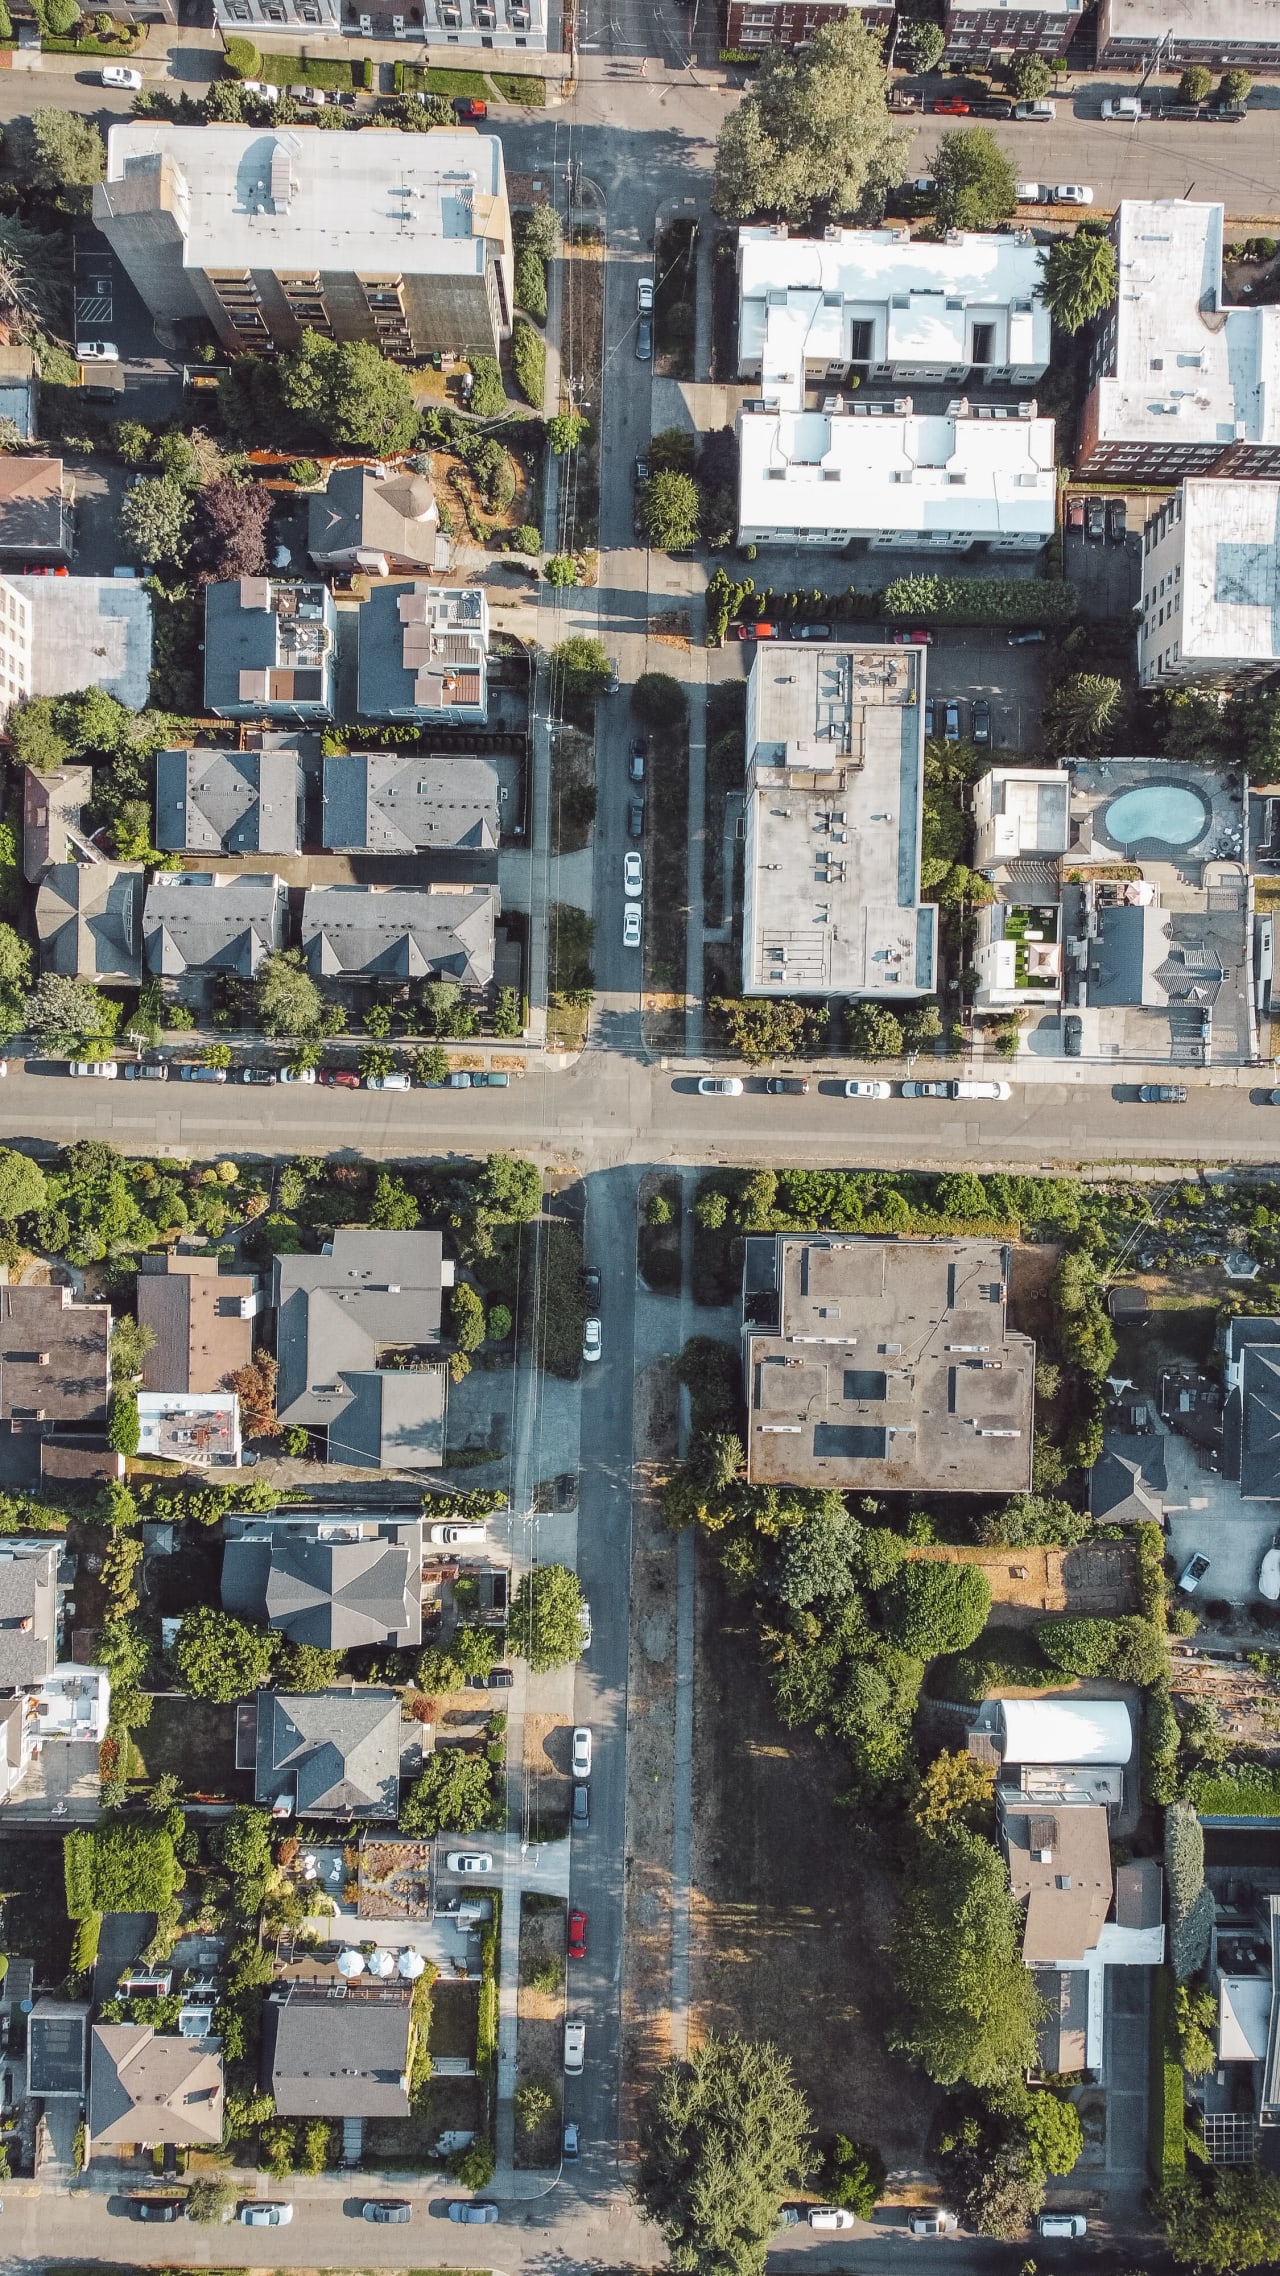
[974,1696,1134,1814]
[0,1540,61,1691]
[0,573,152,725]
[137,1253,259,1398]
[39,1439,124,1485]
[0,347,41,445]
[740,643,936,999]
[1003,1800,1114,1965]
[0,459,70,562]
[1139,481,1280,688]
[1089,1429,1168,1524]
[35,863,144,984]
[0,1544,111,1808]
[1080,203,1280,481]
[253,1686,404,1818]
[93,127,514,360]
[87,2022,224,2150]
[357,582,489,724]
[723,0,891,49]
[273,1231,450,1471]
[737,226,1050,397]
[203,579,336,722]
[22,766,94,881]
[142,872,287,979]
[1205,1892,1280,2156]
[0,1282,111,1433]
[741,1234,1035,1493]
[308,464,440,576]
[221,1514,423,1650]
[321,751,501,856]
[26,1999,90,2101]
[154,744,304,857]
[1096,0,1280,69]
[264,1978,414,2118]
[974,767,1070,875]
[1223,1315,1280,1499]
[944,0,1082,63]
[736,403,1056,554]
[136,1390,241,1467]
[974,900,1063,1008]
[300,883,497,990]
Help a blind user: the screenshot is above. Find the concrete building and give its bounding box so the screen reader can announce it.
[222,1514,423,1650]
[738,227,1051,398]
[204,579,336,722]
[724,0,891,49]
[0,1542,112,1807]
[142,872,287,979]
[214,0,338,29]
[1139,480,1280,688]
[92,126,513,362]
[0,1284,111,1435]
[741,1233,1035,1494]
[322,751,500,854]
[0,574,151,725]
[35,863,144,984]
[137,1254,258,1398]
[273,1230,452,1471]
[737,400,1055,552]
[0,460,70,562]
[1080,202,1280,482]
[944,0,1082,63]
[300,882,497,988]
[357,582,489,723]
[307,463,440,576]
[155,743,304,856]
[213,0,546,50]
[1096,0,1280,69]
[974,766,1070,873]
[404,0,546,49]
[741,642,936,999]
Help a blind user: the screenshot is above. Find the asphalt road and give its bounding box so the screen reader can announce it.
[908,98,1280,213]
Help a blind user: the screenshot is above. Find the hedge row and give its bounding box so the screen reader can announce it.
[70,1912,102,1975]
[881,574,1079,627]
[512,319,545,410]
[63,1830,96,1922]
[1148,1966,1186,2183]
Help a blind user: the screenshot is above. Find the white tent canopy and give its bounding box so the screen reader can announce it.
[997,1698,1133,1766]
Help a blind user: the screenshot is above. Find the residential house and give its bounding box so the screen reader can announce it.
[1089,1429,1168,1524]
[93,127,514,360]
[136,1391,241,1467]
[142,872,287,979]
[307,464,440,576]
[154,744,304,857]
[740,643,936,999]
[1223,1315,1280,1499]
[252,1686,404,1819]
[273,1229,452,1472]
[357,583,489,724]
[263,1978,414,2119]
[974,900,1064,1008]
[221,1514,423,1650]
[0,573,152,725]
[0,459,70,562]
[976,1695,1135,1805]
[87,2023,224,2151]
[1080,203,1280,481]
[1139,481,1280,688]
[26,1999,90,2102]
[35,863,144,984]
[39,1439,124,1486]
[137,1253,259,1398]
[203,579,336,723]
[22,766,94,882]
[0,347,41,444]
[0,1541,111,1807]
[321,752,501,856]
[740,1233,1035,1493]
[1205,1892,1280,2158]
[973,766,1070,876]
[300,882,497,990]
[1096,0,1280,70]
[724,0,891,49]
[1000,1797,1164,2072]
[944,0,1082,64]
[0,1283,111,1434]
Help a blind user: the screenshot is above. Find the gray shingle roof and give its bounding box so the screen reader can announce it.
[1225,1316,1280,1498]
[265,1980,413,2118]
[254,1686,402,1817]
[1089,1431,1167,1524]
[221,1520,422,1649]
[321,751,499,855]
[35,862,143,981]
[143,873,285,978]
[155,747,302,857]
[272,1231,447,1472]
[307,464,439,571]
[300,883,496,987]
[0,1540,59,1687]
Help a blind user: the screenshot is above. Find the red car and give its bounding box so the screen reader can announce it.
[568,1909,587,1960]
[733,622,776,640]
[932,95,971,114]
[454,96,487,118]
[892,627,933,645]
[319,1068,360,1089]
[1067,496,1085,530]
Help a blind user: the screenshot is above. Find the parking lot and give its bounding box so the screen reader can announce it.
[918,629,1051,757]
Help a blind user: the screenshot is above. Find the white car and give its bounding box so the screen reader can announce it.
[623,903,641,948]
[582,1315,602,1364]
[445,1851,493,1875]
[428,1523,487,1546]
[1016,182,1046,203]
[280,1066,317,1084]
[366,1072,410,1090]
[1260,1547,1280,1602]
[845,1079,890,1099]
[1178,1552,1211,1595]
[698,1076,742,1096]
[289,82,329,105]
[564,2020,585,2074]
[578,1600,592,1652]
[908,2211,958,2236]
[1013,99,1055,119]
[953,1080,1012,1100]
[572,1726,592,1779]
[69,1060,118,1078]
[1054,183,1095,204]
[1102,96,1141,120]
[809,2208,855,2231]
[637,277,654,314]
[1038,2214,1087,2239]
[242,78,281,101]
[101,64,142,88]
[624,851,643,898]
[240,2203,293,2226]
[76,341,119,362]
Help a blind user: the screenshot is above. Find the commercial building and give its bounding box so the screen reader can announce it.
[321,751,500,855]
[738,226,1051,398]
[740,1233,1035,1493]
[273,1229,452,1471]
[155,743,304,856]
[137,1254,258,1398]
[92,126,513,361]
[944,0,1082,64]
[0,573,152,725]
[1080,203,1280,481]
[1139,480,1280,688]
[357,583,489,724]
[222,1514,423,1650]
[1096,0,1280,70]
[142,872,287,979]
[300,882,497,988]
[308,463,440,576]
[723,0,891,49]
[741,642,936,999]
[737,401,1055,552]
[204,579,337,722]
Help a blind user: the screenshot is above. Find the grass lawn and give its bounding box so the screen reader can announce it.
[258,51,363,85]
[492,72,546,102]
[421,64,490,95]
[132,1695,252,1802]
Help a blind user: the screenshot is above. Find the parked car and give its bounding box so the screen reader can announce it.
[923,696,935,737]
[628,797,645,838]
[488,1666,514,1689]
[809,2208,855,2230]
[181,1064,227,1084]
[974,96,1012,117]
[572,1783,589,1829]
[1178,1552,1211,1594]
[902,1080,950,1098]
[280,1066,317,1084]
[636,317,653,361]
[623,903,642,948]
[563,2122,580,2161]
[909,2211,958,2236]
[971,697,992,748]
[240,2204,293,2227]
[101,64,143,88]
[124,1061,168,1081]
[794,623,831,639]
[954,1079,1012,1100]
[319,1068,360,1088]
[135,2199,183,2222]
[448,2201,499,2224]
[1259,1546,1280,1602]
[564,2020,586,2074]
[445,1851,493,1874]
[1038,2215,1087,2239]
[1138,1083,1188,1103]
[76,340,119,362]
[241,79,280,101]
[366,1072,410,1090]
[568,1908,587,1959]
[582,1316,602,1364]
[932,95,970,113]
[765,1076,809,1094]
[1054,184,1095,204]
[777,2208,801,2228]
[363,2200,412,2223]
[845,1079,890,1098]
[241,1067,276,1085]
[698,1076,743,1095]
[1102,96,1142,120]
[289,83,329,105]
[1016,182,1046,204]
[428,1523,487,1546]
[943,700,961,744]
[637,276,654,313]
[624,851,643,898]
[572,1726,592,1778]
[1067,495,1085,530]
[892,627,932,644]
[583,1266,601,1304]
[579,1600,592,1651]
[454,96,487,117]
[1086,496,1106,540]
[1107,496,1127,542]
[1064,1014,1083,1056]
[476,1070,510,1086]
[734,622,775,640]
[629,738,646,780]
[447,1071,473,1088]
[1013,99,1055,119]
[1007,627,1046,644]
[70,1059,118,1078]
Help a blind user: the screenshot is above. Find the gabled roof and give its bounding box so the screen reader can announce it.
[254,1686,402,1817]
[272,1231,447,1472]
[321,751,500,854]
[1003,1801,1113,1964]
[155,746,302,857]
[88,2023,224,2145]
[142,872,285,977]
[265,1979,413,2118]
[300,883,496,987]
[1089,1431,1167,1524]
[0,457,67,555]
[221,1519,422,1649]
[0,1539,60,1686]
[22,765,93,880]
[308,464,439,570]
[1225,1316,1280,1498]
[35,861,143,981]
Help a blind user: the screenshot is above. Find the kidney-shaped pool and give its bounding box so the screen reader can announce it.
[1104,782,1211,849]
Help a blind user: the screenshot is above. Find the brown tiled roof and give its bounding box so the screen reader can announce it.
[1004,1802,1113,1964]
[0,1283,110,1429]
[137,1262,255,1397]
[0,457,66,554]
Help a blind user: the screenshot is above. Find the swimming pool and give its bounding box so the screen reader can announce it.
[1104,782,1210,849]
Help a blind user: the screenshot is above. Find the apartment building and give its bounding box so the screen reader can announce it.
[1138,480,1280,687]
[1096,0,1280,69]
[356,582,489,723]
[0,575,152,725]
[212,0,546,50]
[737,401,1055,551]
[92,126,513,361]
[204,579,337,722]
[724,0,891,50]
[944,0,1081,63]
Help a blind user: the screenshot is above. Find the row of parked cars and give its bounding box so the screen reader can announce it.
[1069,494,1127,543]
[696,1077,1013,1100]
[66,1060,510,1089]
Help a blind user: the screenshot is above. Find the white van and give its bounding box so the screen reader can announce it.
[1038,2214,1087,2238]
[953,1080,1012,1100]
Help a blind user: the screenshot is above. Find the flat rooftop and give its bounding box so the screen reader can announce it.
[742,643,935,997]
[98,123,508,283]
[1094,202,1280,450]
[2,575,151,711]
[1167,479,1280,662]
[738,409,1055,540]
[1100,0,1280,44]
[743,1234,1035,1493]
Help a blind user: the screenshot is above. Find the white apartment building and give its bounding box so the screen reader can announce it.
[1080,202,1280,482]
[0,577,33,721]
[974,767,1071,873]
[92,126,513,360]
[213,0,545,48]
[1139,479,1280,687]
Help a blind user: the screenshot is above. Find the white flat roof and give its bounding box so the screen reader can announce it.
[998,1697,1134,1764]
[1101,0,1280,45]
[1171,478,1280,661]
[1,574,152,712]
[1096,202,1280,450]
[1219,1975,1272,2063]
[101,123,507,281]
[738,408,1055,538]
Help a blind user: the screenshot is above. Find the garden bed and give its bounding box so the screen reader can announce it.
[559,244,603,547]
[430,1978,480,2061]
[638,1171,682,1295]
[550,726,596,856]
[654,219,698,381]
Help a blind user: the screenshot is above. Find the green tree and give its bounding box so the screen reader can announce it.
[892,1826,1042,2087]
[773,1498,863,1610]
[521,203,561,259]
[511,1562,585,1671]
[173,1605,277,1703]
[277,1642,344,1692]
[0,1146,44,1222]
[550,635,613,699]
[1157,2168,1280,2273]
[636,2034,813,2276]
[880,1559,991,1655]
[400,1747,498,1835]
[476,1152,541,1222]
[710,996,812,1064]
[106,1387,140,1457]
[1177,64,1213,104]
[712,17,906,223]
[976,1492,1088,1548]
[1219,68,1253,103]
[255,949,324,1039]
[0,924,31,1040]
[450,1280,487,1352]
[547,410,587,454]
[26,108,105,201]
[933,129,1017,230]
[1038,228,1118,334]
[823,2135,886,2218]
[516,2077,555,2135]
[279,332,418,453]
[1166,1799,1214,1980]
[545,553,579,586]
[210,1804,273,1895]
[911,1749,996,1834]
[369,1171,420,1231]
[1022,2090,1083,2176]
[119,475,193,570]
[845,1002,904,1059]
[110,1314,155,1383]
[1042,671,1123,759]
[467,357,506,418]
[639,469,701,552]
[899,17,944,70]
[1007,52,1052,98]
[632,672,688,731]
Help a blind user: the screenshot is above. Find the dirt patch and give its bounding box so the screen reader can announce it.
[910,1540,1138,1627]
[638,1170,682,1295]
[131,1695,252,1803]
[560,245,603,547]
[431,1979,480,2061]
[516,1895,566,2169]
[524,1709,572,1844]
[650,610,691,650]
[1008,1239,1061,1346]
[1170,1651,1280,1759]
[550,724,597,857]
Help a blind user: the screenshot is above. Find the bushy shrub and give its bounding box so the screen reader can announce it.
[882,575,1078,627]
[512,319,545,408]
[222,35,261,76]
[467,358,506,418]
[515,245,547,319]
[1165,1801,1213,1980]
[879,1559,991,1657]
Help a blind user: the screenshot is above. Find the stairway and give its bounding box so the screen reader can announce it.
[341,2116,364,2166]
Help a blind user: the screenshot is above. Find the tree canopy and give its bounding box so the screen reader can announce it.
[879,1559,992,1656]
[0,1146,44,1224]
[254,949,325,1039]
[551,635,613,700]
[173,1604,278,1703]
[932,129,1017,231]
[119,475,193,571]
[1038,228,1118,334]
[400,1746,500,1835]
[279,332,419,453]
[1157,2168,1280,2273]
[635,2034,814,2276]
[511,1562,585,1672]
[23,974,119,1059]
[712,17,906,224]
[892,1825,1042,2087]
[639,469,701,552]
[189,478,275,584]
